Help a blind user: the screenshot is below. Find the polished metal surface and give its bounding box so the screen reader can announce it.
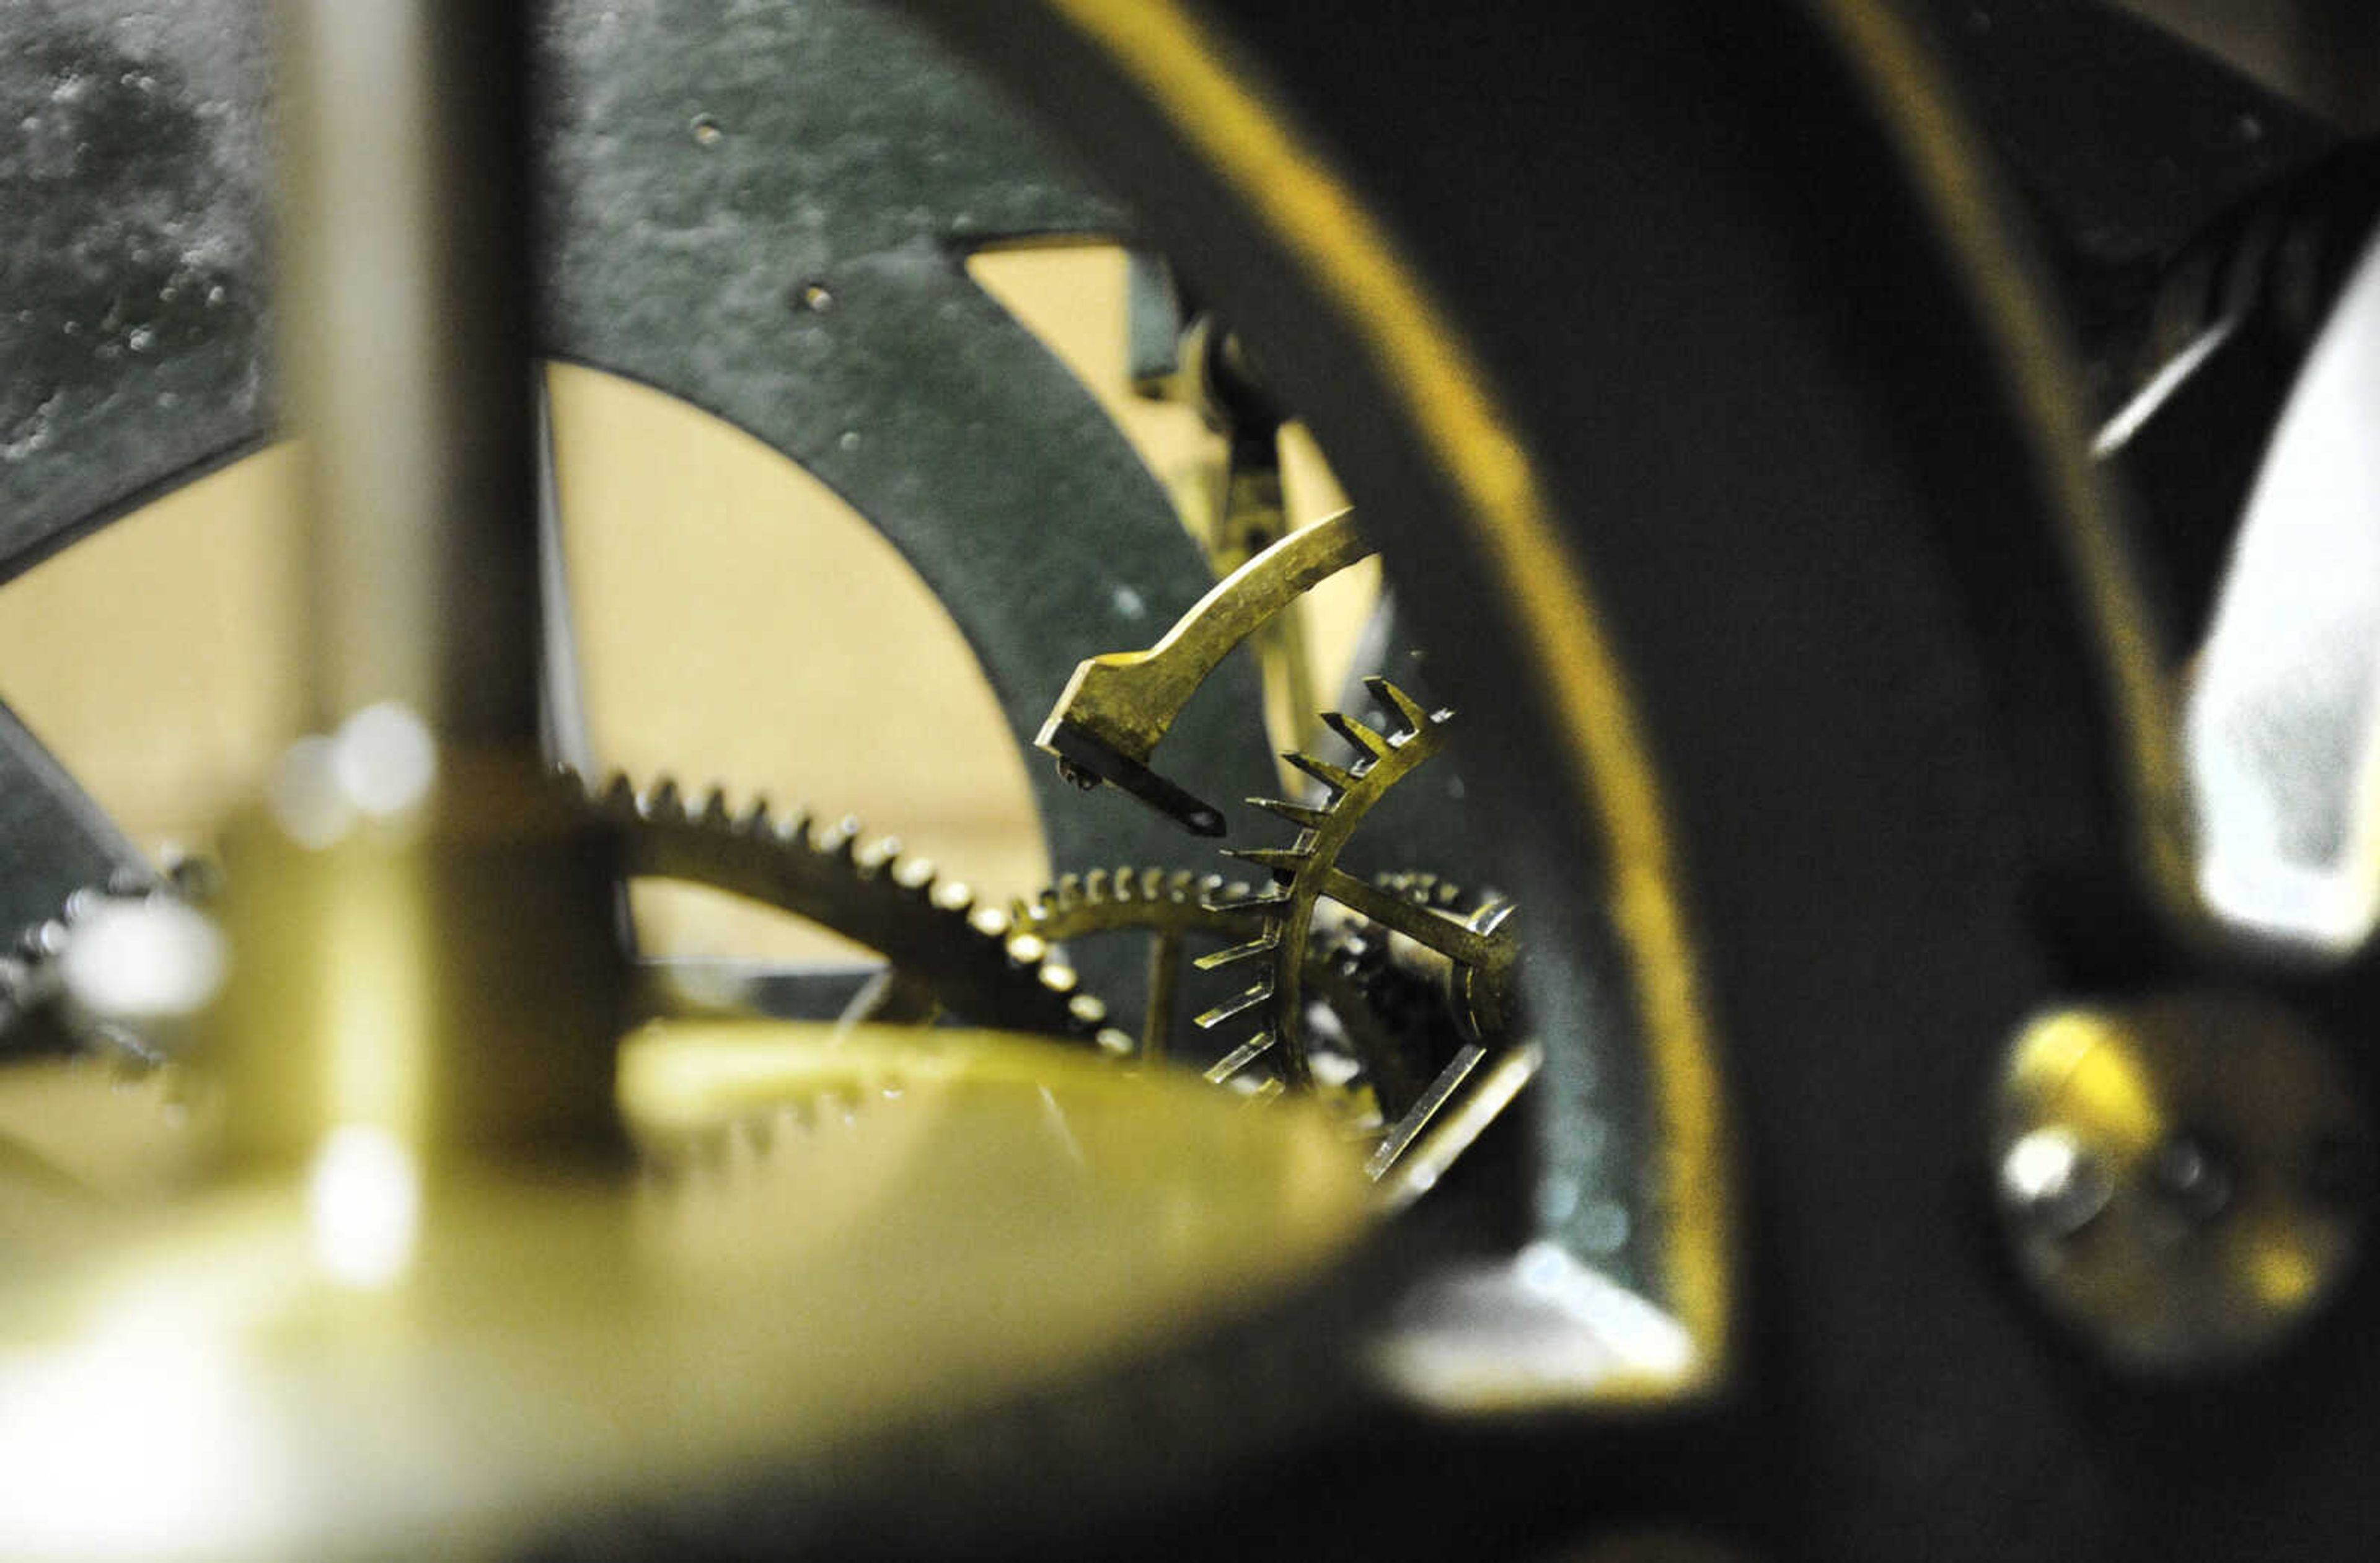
[0,1024,1372,1559]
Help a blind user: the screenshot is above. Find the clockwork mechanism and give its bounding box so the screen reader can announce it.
[8,2,2380,1561]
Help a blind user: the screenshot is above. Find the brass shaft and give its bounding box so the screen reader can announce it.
[224,0,628,1173]
[276,0,544,745]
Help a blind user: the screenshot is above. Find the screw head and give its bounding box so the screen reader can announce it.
[2146,1132,2236,1226]
[1989,993,2371,1374]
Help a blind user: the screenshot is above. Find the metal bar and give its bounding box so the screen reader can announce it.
[1142,927,1180,1063]
[534,376,597,775]
[276,0,543,746]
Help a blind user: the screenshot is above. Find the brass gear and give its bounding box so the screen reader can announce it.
[1013,865,1440,1115]
[0,773,1148,1205]
[1194,679,1523,1169]
[6,772,1139,1070]
[1013,865,1258,1065]
[584,770,1135,1052]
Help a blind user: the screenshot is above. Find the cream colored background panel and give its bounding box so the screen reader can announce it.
[545,361,1047,959]
[0,450,306,856]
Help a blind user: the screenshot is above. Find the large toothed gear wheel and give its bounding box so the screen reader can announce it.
[596,772,1139,1050]
[1197,679,1522,1147]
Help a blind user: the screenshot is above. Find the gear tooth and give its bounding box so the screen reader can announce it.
[1364,676,1432,734]
[1243,1077,1287,1104]
[639,778,682,821]
[855,836,901,874]
[1203,1032,1276,1082]
[1220,846,1310,874]
[1038,962,1078,995]
[1194,982,1274,1031]
[1202,880,1278,913]
[597,772,638,814]
[1067,992,1107,1026]
[1006,931,1048,966]
[1250,796,1333,830]
[1285,751,1360,795]
[773,806,813,845]
[933,879,974,914]
[1194,935,1277,972]
[1321,710,1393,760]
[696,786,733,827]
[970,905,1011,938]
[1083,868,1110,905]
[732,793,769,833]
[893,856,936,892]
[1056,873,1084,909]
[1096,1026,1137,1057]
[1142,868,1169,900]
[811,815,861,858]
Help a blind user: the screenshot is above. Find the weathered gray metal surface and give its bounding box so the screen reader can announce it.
[0,1,275,573]
[0,0,1276,1010]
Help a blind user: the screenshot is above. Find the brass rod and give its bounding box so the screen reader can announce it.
[276,0,543,746]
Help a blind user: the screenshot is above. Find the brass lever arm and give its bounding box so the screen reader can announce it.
[1038,508,1373,835]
